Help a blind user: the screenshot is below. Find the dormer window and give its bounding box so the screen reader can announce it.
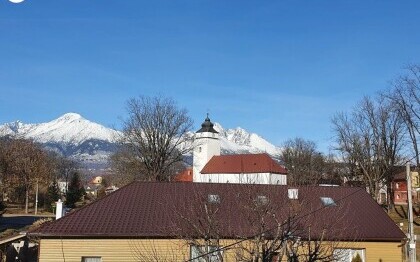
[288,189,298,199]
[255,195,268,205]
[320,197,336,206]
[208,194,220,204]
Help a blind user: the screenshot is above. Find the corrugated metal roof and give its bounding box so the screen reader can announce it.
[200,153,287,174]
[31,182,405,242]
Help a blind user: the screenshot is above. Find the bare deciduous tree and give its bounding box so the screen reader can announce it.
[109,145,148,186]
[332,96,404,203]
[163,185,351,262]
[113,96,193,182]
[0,138,53,213]
[279,138,326,185]
[172,190,226,262]
[382,64,420,166]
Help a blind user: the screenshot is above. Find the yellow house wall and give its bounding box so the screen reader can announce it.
[412,171,419,188]
[38,238,404,262]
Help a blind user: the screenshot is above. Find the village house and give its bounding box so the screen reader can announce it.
[30,182,405,262]
[392,170,420,205]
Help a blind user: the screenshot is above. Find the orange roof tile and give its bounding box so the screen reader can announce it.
[200,153,287,174]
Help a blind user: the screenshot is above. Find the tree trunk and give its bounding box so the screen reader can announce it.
[25,187,29,214]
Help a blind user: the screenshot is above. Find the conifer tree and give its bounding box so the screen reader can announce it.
[65,172,85,208]
[45,179,61,212]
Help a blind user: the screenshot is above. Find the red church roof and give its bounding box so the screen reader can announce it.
[174,167,193,182]
[200,153,287,174]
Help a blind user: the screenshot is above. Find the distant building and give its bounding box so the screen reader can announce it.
[196,153,287,184]
[57,181,68,194]
[392,170,420,205]
[180,115,288,185]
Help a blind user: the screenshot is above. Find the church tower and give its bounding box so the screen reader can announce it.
[192,115,221,179]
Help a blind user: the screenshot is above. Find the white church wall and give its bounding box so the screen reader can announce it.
[192,132,221,177]
[194,172,287,185]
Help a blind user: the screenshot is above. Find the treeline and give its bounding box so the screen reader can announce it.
[279,64,419,205]
[0,137,85,214]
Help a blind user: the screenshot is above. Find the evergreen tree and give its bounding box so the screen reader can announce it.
[0,199,5,214]
[351,253,363,262]
[65,172,85,208]
[45,180,61,212]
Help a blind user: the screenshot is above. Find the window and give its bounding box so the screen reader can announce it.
[190,245,223,262]
[396,183,399,189]
[81,257,102,262]
[320,197,336,206]
[333,249,365,262]
[208,194,220,204]
[288,189,298,199]
[198,147,202,153]
[255,195,269,205]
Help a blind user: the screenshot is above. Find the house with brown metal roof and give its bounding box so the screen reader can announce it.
[30,182,406,262]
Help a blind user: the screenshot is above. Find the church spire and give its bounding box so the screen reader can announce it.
[196,114,218,133]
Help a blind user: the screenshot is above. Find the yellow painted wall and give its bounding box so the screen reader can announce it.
[325,241,404,262]
[411,171,419,188]
[38,238,404,262]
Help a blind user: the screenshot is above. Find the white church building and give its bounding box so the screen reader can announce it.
[188,116,288,185]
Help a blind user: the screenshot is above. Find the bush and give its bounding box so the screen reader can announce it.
[0,200,5,214]
[352,253,363,262]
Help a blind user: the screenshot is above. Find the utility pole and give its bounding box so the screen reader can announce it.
[35,179,39,215]
[406,162,416,262]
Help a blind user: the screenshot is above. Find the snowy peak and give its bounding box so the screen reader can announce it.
[0,113,119,145]
[213,122,280,156]
[0,120,33,136]
[56,112,83,122]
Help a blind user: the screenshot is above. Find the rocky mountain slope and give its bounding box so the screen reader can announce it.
[0,113,281,169]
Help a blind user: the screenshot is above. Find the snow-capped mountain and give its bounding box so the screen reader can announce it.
[0,113,281,169]
[213,123,280,156]
[0,113,119,145]
[0,113,120,168]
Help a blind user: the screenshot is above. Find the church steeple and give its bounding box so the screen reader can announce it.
[196,114,218,133]
[193,114,221,178]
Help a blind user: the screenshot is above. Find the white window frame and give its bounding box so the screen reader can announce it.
[208,194,220,204]
[190,245,223,262]
[333,248,365,262]
[320,197,336,206]
[81,257,102,262]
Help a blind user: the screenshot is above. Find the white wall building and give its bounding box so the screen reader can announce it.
[192,116,287,185]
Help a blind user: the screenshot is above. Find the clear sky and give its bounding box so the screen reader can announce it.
[1,1,419,152]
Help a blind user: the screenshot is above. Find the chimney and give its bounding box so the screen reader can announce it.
[56,199,63,220]
[288,188,298,199]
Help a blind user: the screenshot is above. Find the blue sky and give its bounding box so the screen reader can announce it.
[1,1,419,152]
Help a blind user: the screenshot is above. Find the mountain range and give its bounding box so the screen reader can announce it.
[0,113,281,170]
